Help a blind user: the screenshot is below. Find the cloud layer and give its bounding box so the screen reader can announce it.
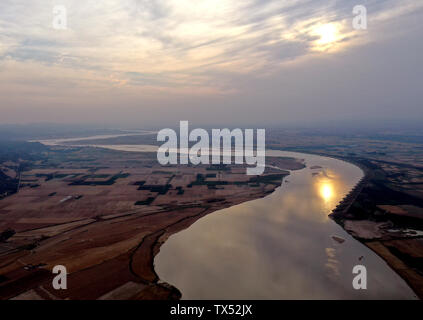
[0,0,422,126]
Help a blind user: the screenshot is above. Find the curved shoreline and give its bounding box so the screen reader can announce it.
[31,138,419,299]
[155,150,418,299]
[269,149,421,299]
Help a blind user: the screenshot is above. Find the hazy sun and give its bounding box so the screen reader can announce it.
[312,23,340,51]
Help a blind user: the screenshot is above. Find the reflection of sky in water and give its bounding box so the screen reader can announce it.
[155,151,417,299]
[33,137,416,299]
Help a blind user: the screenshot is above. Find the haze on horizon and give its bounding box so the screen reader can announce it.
[0,0,422,128]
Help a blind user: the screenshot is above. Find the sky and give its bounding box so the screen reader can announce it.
[0,0,422,128]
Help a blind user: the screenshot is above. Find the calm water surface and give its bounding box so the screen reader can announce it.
[37,137,417,299]
[154,151,416,299]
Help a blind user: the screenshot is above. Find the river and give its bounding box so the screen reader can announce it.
[154,151,416,299]
[37,137,417,299]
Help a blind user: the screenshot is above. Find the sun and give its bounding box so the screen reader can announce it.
[312,23,341,51]
[315,23,338,44]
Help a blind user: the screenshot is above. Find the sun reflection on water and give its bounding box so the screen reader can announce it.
[320,183,334,202]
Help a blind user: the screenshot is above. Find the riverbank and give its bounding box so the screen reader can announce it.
[331,164,423,299]
[10,136,417,299]
[0,143,298,300]
[155,151,415,299]
[285,150,423,299]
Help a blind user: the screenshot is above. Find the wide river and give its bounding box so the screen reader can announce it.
[38,137,417,299]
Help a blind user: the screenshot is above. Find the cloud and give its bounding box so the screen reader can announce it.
[0,0,422,125]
